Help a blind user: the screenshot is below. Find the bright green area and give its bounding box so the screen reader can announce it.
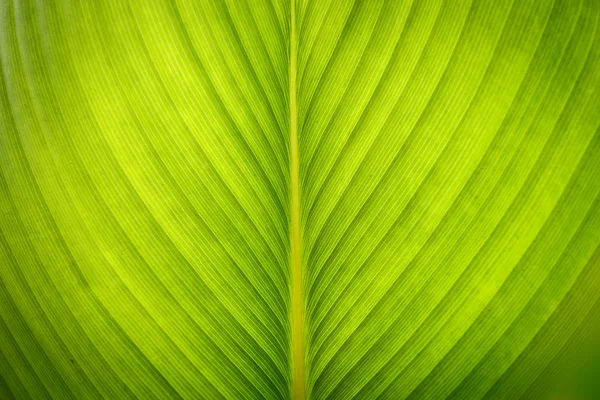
[1,0,599,399]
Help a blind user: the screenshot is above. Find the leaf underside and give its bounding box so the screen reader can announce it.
[1,0,599,399]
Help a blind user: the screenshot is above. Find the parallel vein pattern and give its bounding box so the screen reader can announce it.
[297,0,600,398]
[1,0,600,399]
[1,0,291,398]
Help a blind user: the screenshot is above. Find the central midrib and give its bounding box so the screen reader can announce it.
[289,0,304,398]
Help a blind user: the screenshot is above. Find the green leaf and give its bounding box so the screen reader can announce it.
[1,0,599,399]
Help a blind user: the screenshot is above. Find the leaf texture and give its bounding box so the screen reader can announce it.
[1,0,291,398]
[1,0,599,399]
[299,0,600,398]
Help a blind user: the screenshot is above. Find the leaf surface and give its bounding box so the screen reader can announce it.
[1,0,599,399]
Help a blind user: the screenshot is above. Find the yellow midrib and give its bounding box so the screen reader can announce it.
[289,0,304,398]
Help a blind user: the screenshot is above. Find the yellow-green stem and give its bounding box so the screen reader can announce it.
[289,0,304,398]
